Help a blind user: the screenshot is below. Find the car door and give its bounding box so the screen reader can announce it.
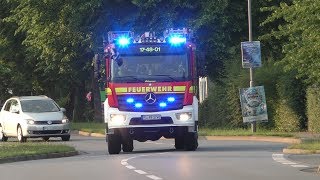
[0,100,12,135]
[6,99,21,136]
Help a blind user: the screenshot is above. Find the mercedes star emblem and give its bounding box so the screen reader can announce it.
[145,92,157,104]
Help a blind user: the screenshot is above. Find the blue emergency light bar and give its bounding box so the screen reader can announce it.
[107,28,192,46]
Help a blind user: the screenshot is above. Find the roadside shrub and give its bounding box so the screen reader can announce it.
[199,83,232,128]
[306,87,320,133]
[273,70,306,132]
[274,99,300,132]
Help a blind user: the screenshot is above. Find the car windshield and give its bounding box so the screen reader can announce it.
[21,100,60,113]
[111,54,190,83]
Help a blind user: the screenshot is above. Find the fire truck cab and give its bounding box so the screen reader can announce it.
[104,28,199,154]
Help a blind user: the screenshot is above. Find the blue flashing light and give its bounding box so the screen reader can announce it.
[167,97,175,102]
[117,37,130,46]
[135,103,143,108]
[126,98,134,103]
[159,102,167,108]
[168,36,186,45]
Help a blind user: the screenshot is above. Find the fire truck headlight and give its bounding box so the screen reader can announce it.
[110,114,126,125]
[175,112,192,121]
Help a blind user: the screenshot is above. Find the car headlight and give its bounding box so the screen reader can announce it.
[175,112,192,121]
[62,118,69,124]
[26,119,35,125]
[110,114,126,125]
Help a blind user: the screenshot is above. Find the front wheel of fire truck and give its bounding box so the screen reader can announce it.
[122,137,134,152]
[174,136,185,150]
[184,132,198,151]
[108,134,121,154]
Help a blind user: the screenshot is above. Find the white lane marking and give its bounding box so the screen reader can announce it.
[272,153,309,168]
[135,170,147,174]
[121,161,128,165]
[126,165,136,169]
[121,153,166,179]
[291,165,309,168]
[146,175,163,180]
[282,162,297,165]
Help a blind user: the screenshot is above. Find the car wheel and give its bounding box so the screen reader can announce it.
[17,125,27,143]
[42,137,50,141]
[0,125,8,142]
[61,135,70,141]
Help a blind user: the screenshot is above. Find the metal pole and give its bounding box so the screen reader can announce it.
[248,0,256,132]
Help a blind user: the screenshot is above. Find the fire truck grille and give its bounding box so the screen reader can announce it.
[117,94,184,112]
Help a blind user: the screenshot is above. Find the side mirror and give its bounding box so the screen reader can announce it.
[60,108,66,113]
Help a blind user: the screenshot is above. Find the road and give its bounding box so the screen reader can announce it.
[0,134,319,180]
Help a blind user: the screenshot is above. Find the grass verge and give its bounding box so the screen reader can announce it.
[71,122,294,137]
[199,128,295,137]
[71,122,105,134]
[0,142,76,159]
[288,139,320,152]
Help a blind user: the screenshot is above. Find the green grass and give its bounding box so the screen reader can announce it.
[71,122,105,134]
[71,122,294,137]
[0,142,76,159]
[199,128,295,137]
[288,139,320,151]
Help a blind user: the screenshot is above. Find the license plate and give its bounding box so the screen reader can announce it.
[141,114,161,120]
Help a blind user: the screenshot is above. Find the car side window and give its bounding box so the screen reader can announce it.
[9,100,20,113]
[4,100,12,111]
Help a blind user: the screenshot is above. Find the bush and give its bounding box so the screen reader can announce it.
[273,70,306,131]
[274,99,300,132]
[306,87,320,133]
[199,59,307,131]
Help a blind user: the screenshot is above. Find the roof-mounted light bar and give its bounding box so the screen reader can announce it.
[106,28,192,46]
[107,31,134,46]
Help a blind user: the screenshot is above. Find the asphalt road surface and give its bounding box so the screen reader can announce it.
[0,134,319,180]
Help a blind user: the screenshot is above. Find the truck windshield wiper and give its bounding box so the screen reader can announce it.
[113,76,144,82]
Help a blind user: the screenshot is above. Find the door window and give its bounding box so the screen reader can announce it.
[9,100,20,113]
[4,100,12,111]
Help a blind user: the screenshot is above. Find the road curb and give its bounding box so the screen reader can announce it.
[283,148,320,154]
[77,131,105,138]
[77,130,301,144]
[205,136,301,144]
[0,151,79,164]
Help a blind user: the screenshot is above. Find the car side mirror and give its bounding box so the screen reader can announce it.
[60,108,66,113]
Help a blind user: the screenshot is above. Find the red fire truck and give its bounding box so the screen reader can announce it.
[104,28,199,154]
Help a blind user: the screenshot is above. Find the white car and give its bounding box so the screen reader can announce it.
[0,96,70,142]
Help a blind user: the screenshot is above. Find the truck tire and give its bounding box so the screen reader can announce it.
[122,138,134,152]
[174,136,184,150]
[184,132,198,151]
[108,134,121,154]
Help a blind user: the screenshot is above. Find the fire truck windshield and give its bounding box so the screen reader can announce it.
[111,54,189,83]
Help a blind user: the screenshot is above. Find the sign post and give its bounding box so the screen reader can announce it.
[240,0,268,132]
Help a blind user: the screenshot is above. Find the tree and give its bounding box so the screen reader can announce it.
[261,0,320,85]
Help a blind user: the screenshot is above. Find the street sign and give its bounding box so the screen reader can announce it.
[239,86,268,123]
[241,41,261,68]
